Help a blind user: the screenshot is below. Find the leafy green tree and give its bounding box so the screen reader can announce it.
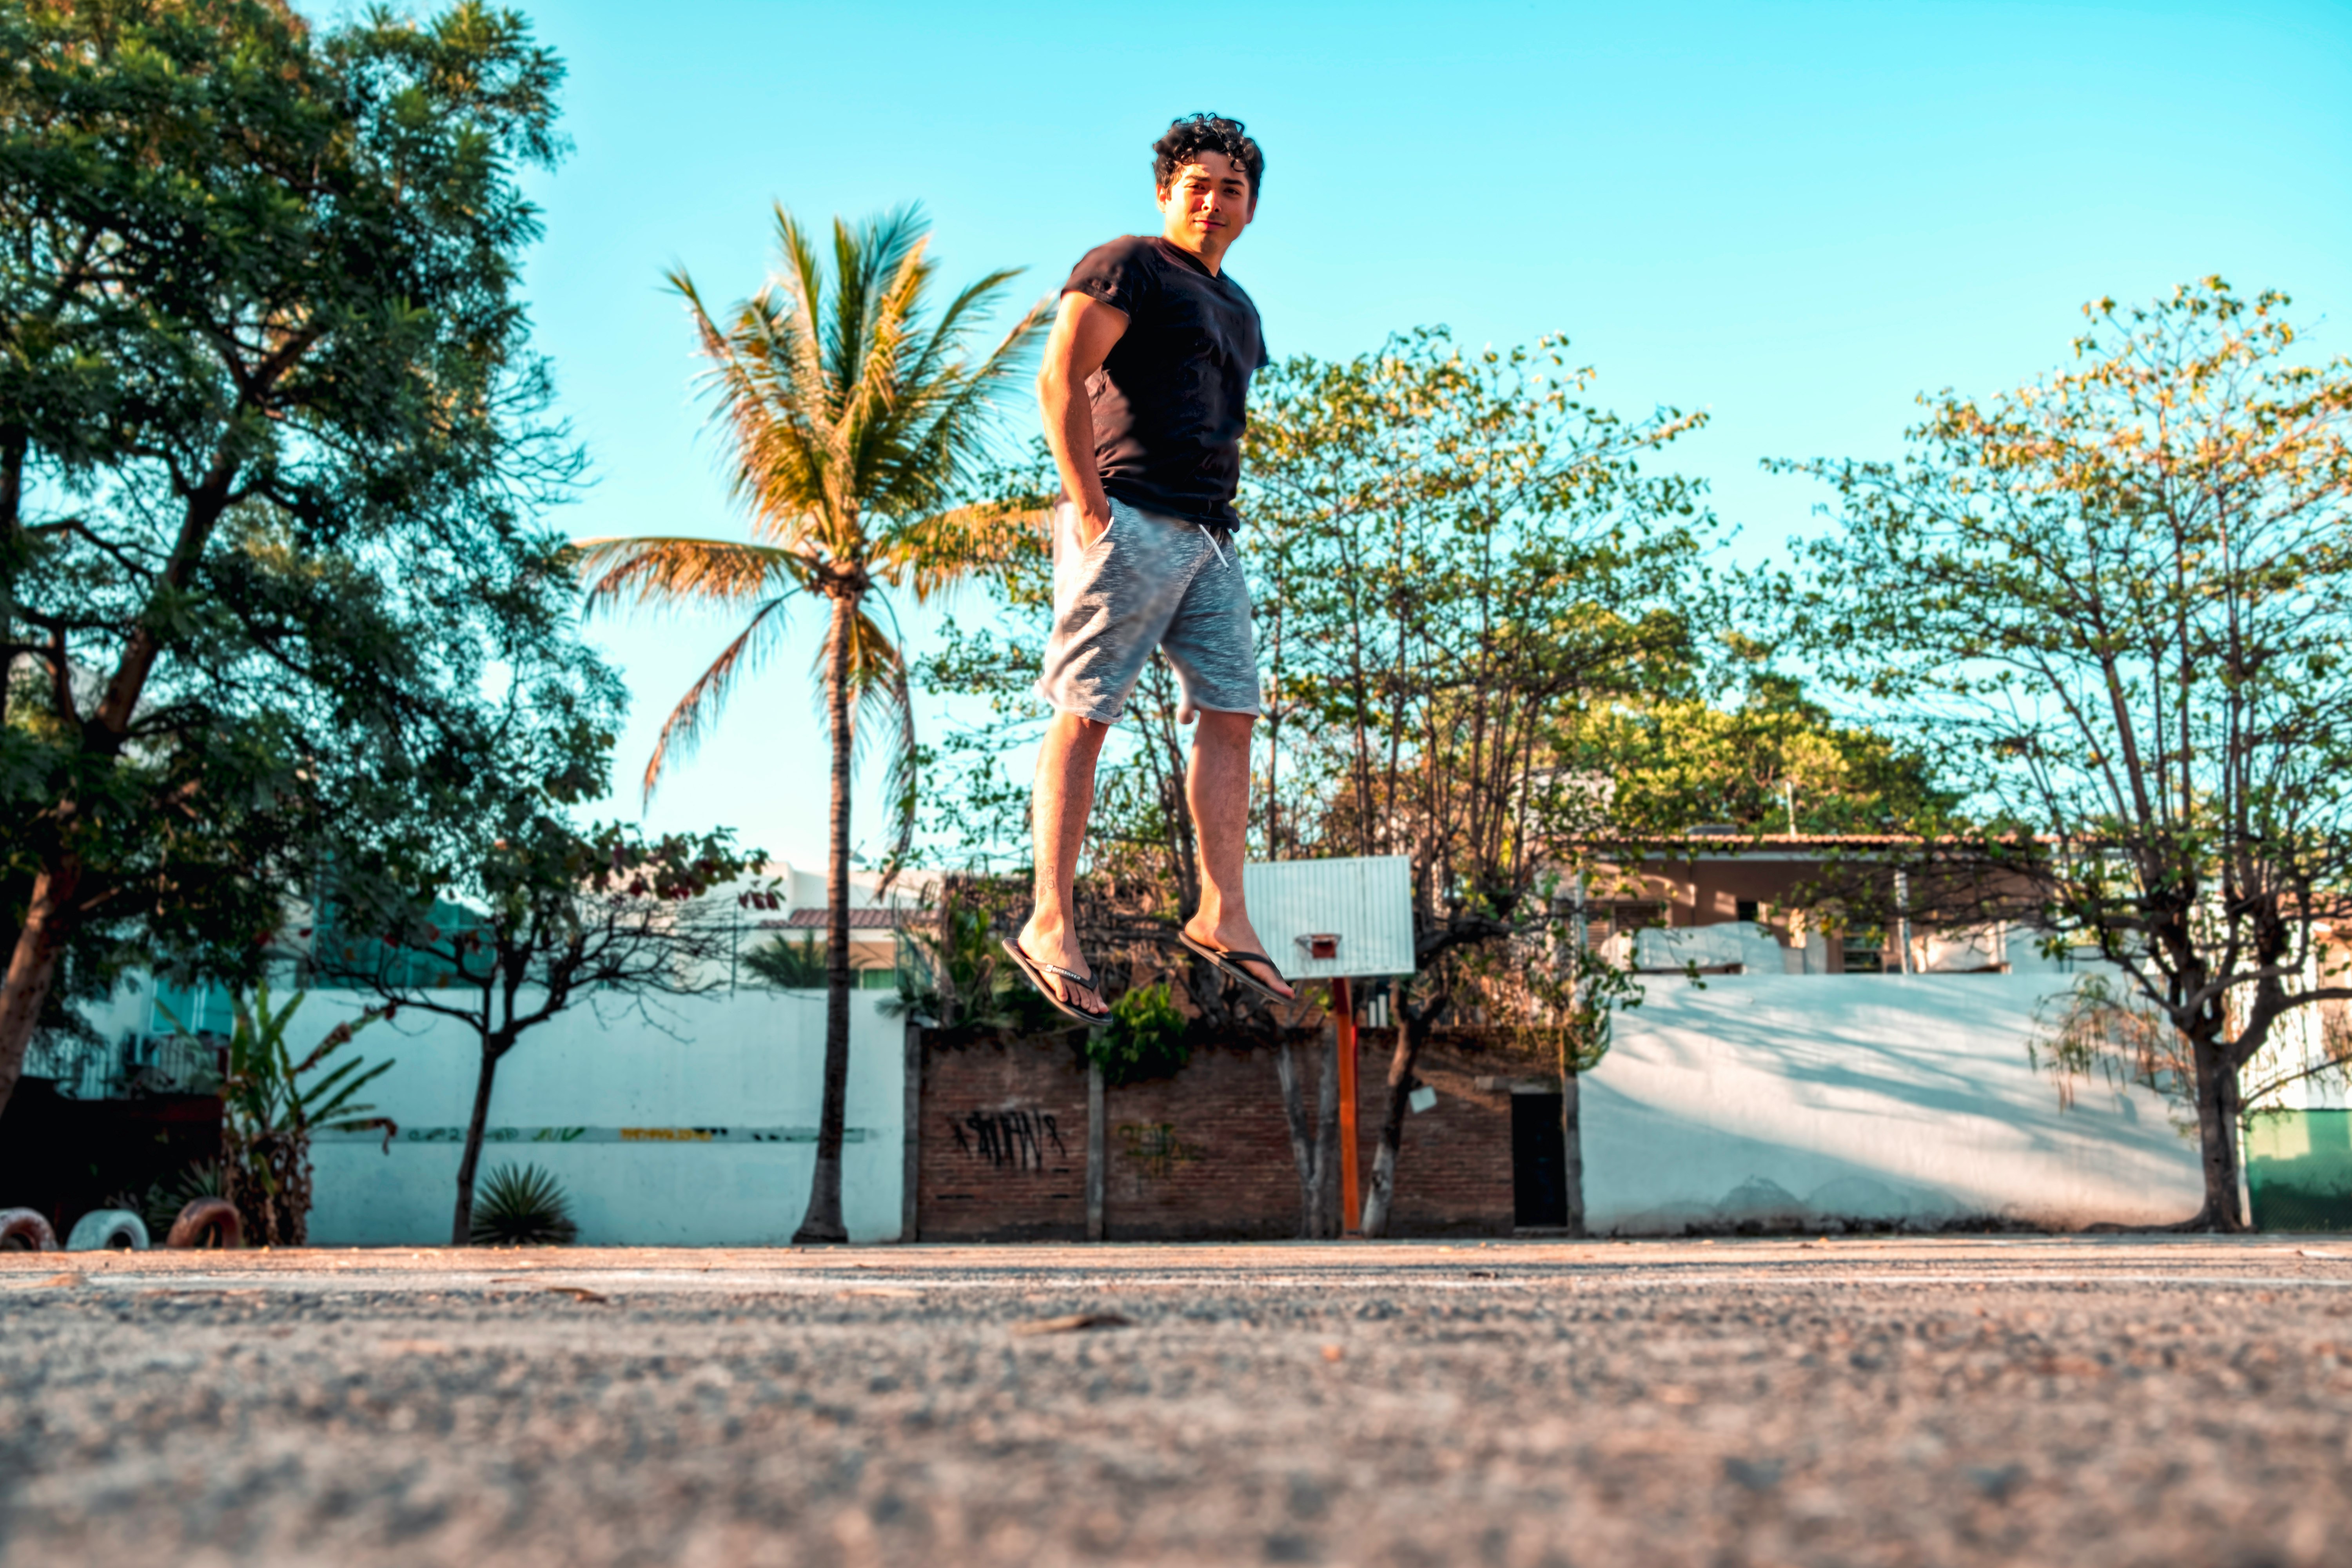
[577,205,1042,1243]
[1245,330,1715,1234]
[323,733,757,1244]
[1789,278,2352,1230]
[0,0,581,1116]
[923,330,1719,1236]
[1582,671,1958,838]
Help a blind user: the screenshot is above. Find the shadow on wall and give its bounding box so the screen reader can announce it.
[1581,974,2205,1234]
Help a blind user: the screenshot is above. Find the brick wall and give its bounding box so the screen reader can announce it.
[916,1027,1519,1241]
[918,1033,1090,1241]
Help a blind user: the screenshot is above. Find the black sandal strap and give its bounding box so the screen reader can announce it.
[1003,938,1112,1024]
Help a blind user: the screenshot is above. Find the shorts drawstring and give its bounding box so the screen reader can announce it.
[1199,523,1229,568]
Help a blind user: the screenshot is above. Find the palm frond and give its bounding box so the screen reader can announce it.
[842,234,936,503]
[575,536,815,615]
[673,276,837,547]
[831,205,929,399]
[877,498,1052,602]
[773,202,831,398]
[644,595,795,801]
[872,296,1051,522]
[897,269,1034,396]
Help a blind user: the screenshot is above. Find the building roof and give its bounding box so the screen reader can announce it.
[780,907,911,930]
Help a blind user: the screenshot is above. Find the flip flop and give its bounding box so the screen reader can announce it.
[1001,937,1113,1028]
[1178,931,1293,1003]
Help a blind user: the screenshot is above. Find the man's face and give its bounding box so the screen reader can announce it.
[1157,150,1255,253]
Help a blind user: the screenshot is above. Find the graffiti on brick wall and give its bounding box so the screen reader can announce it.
[1117,1122,1203,1180]
[951,1107,1065,1172]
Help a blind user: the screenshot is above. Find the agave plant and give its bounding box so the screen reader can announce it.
[469,1163,579,1247]
[125,1160,225,1240]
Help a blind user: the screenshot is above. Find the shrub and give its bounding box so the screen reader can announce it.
[129,1161,225,1240]
[743,932,828,989]
[161,985,396,1247]
[1086,983,1193,1086]
[469,1163,580,1247]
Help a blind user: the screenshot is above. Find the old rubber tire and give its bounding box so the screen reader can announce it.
[165,1197,242,1250]
[66,1208,150,1251]
[0,1209,58,1251]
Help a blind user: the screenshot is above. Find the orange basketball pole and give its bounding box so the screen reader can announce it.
[1333,975,1361,1236]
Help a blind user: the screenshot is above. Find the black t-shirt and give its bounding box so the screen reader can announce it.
[1062,235,1268,528]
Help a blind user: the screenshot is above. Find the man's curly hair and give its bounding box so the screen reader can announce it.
[1152,113,1264,199]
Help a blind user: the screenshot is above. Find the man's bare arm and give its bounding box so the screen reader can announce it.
[1037,292,1129,544]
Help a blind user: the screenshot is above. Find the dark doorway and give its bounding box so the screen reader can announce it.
[1511,1092,1568,1228]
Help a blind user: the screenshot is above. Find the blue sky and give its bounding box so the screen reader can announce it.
[476,0,2352,867]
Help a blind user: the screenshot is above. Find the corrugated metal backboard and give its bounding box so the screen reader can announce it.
[1241,855,1416,980]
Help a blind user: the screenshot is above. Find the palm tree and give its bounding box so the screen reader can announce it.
[578,205,1044,1243]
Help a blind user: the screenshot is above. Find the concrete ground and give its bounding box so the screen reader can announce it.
[4,1238,2351,1567]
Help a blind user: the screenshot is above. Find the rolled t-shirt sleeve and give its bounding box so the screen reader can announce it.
[1063,238,1152,318]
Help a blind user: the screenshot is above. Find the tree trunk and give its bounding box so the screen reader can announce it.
[1561,1067,1586,1237]
[450,1044,504,1246]
[226,1129,312,1248]
[2190,1030,2249,1232]
[0,855,83,1119]
[794,591,857,1246]
[1276,1031,1342,1238]
[0,428,24,731]
[1359,1020,1427,1237]
[0,484,226,1122]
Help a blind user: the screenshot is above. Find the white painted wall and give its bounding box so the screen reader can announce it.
[1583,972,2204,1233]
[301,987,908,1245]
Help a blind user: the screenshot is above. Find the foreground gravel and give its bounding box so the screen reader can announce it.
[3,1238,2351,1566]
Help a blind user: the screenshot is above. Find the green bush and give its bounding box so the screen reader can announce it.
[744,932,828,989]
[1085,983,1193,1086]
[470,1163,579,1247]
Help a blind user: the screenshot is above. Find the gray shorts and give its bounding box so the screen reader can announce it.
[1034,496,1261,724]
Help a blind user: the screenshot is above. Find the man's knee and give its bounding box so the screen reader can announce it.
[1194,708,1256,746]
[1048,710,1114,750]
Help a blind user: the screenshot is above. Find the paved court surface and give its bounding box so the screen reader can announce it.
[4,1236,2352,1566]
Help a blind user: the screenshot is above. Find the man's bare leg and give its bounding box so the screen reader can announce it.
[1180,708,1296,1000]
[1017,710,1110,1013]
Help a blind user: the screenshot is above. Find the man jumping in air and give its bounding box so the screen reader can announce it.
[1005,113,1296,1024]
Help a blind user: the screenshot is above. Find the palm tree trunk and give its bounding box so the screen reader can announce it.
[794,590,856,1245]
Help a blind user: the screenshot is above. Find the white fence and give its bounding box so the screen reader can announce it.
[1584,973,2205,1232]
[85,963,2207,1243]
[302,987,908,1245]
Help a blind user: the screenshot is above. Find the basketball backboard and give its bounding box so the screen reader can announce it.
[1241,854,1416,981]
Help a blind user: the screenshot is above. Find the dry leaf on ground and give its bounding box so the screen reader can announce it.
[1012,1312,1132,1336]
